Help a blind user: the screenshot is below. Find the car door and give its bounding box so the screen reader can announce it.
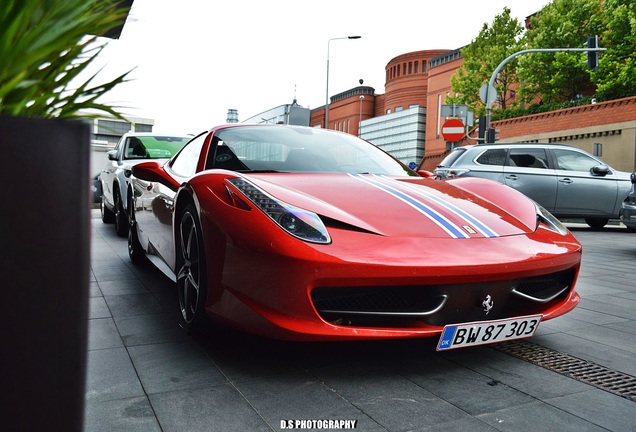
[502,147,558,212]
[551,148,619,217]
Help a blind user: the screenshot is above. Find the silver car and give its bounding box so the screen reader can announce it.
[435,143,632,229]
[100,132,190,236]
[620,171,636,231]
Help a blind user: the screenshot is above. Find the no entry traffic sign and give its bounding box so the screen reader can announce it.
[442,118,465,142]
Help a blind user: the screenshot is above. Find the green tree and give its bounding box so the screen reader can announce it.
[448,7,526,117]
[516,0,603,105]
[593,0,636,100]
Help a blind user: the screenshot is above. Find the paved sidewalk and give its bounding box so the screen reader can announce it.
[85,214,636,431]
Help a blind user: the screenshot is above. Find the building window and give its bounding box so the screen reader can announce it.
[402,63,406,75]
[421,61,426,73]
[408,62,412,74]
[386,109,391,114]
[395,106,403,112]
[97,119,131,135]
[414,62,419,74]
[436,94,442,138]
[134,123,153,132]
[593,143,602,157]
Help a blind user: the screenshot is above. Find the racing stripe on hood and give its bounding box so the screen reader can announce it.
[349,173,469,238]
[379,175,499,238]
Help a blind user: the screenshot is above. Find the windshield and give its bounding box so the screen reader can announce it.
[207,125,415,176]
[124,135,190,160]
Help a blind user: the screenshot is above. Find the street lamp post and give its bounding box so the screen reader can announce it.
[325,35,361,129]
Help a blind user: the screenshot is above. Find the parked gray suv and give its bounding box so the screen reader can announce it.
[434,143,632,229]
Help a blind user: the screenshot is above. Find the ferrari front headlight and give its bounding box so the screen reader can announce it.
[535,203,568,236]
[226,178,331,244]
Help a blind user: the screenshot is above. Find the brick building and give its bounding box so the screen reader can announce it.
[311,47,636,173]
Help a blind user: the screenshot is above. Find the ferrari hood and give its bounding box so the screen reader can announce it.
[242,173,537,239]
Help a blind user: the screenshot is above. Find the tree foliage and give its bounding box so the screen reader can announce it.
[517,0,603,104]
[450,0,636,119]
[448,7,526,116]
[0,0,131,119]
[593,0,636,100]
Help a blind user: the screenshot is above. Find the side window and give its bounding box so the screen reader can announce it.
[170,133,206,177]
[509,148,549,169]
[553,149,601,172]
[475,149,507,166]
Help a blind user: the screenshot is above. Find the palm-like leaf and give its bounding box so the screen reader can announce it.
[0,0,131,118]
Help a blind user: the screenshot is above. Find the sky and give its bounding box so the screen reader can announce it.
[90,0,550,134]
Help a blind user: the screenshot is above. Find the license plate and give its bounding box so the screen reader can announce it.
[436,314,542,351]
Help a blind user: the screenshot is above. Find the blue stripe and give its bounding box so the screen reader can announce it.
[385,177,499,238]
[350,174,468,238]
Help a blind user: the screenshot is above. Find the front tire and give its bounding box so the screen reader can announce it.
[114,192,128,237]
[128,221,146,265]
[127,196,146,264]
[176,205,208,333]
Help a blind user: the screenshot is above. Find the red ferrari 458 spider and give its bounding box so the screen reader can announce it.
[128,124,581,349]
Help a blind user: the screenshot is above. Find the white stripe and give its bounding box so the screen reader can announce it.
[349,174,467,238]
[379,175,500,238]
[442,126,464,134]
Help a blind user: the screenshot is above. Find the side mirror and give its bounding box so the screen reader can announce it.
[107,149,118,161]
[418,170,437,179]
[591,165,610,176]
[132,161,180,191]
[631,172,635,184]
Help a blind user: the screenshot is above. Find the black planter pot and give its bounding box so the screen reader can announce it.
[0,115,91,431]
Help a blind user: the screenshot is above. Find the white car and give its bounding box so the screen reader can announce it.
[100,132,190,236]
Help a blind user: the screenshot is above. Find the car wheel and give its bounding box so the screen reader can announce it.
[100,195,115,223]
[585,218,609,229]
[127,196,146,264]
[176,204,208,333]
[114,192,128,237]
[128,223,146,265]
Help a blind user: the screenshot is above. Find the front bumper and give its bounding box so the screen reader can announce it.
[206,227,582,341]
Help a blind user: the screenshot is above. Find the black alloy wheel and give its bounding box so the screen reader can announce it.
[176,205,208,333]
[127,196,146,264]
[114,191,128,237]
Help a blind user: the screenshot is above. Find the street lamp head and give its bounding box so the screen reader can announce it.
[348,35,361,39]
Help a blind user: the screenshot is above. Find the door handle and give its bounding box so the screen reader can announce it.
[559,178,573,184]
[504,175,518,180]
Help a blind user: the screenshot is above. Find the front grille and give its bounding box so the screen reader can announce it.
[311,286,445,314]
[512,272,572,303]
[311,269,577,328]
